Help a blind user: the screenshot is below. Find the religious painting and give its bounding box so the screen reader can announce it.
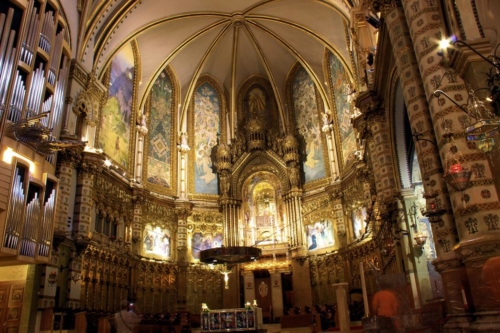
[351,207,367,239]
[147,69,173,188]
[292,67,326,183]
[194,82,219,194]
[143,225,171,257]
[247,86,267,119]
[191,232,223,259]
[307,220,334,251]
[329,52,356,167]
[99,43,134,168]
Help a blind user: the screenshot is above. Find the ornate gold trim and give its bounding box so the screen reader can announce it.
[92,0,141,71]
[232,151,289,200]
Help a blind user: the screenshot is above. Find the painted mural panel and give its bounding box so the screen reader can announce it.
[293,67,326,183]
[194,83,220,194]
[307,220,334,251]
[99,44,134,168]
[329,52,356,167]
[143,225,171,258]
[147,71,173,188]
[191,232,223,259]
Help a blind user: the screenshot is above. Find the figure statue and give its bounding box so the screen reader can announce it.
[322,110,332,132]
[178,132,190,151]
[289,166,300,188]
[220,174,230,196]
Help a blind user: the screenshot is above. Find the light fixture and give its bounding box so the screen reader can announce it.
[199,246,262,264]
[412,133,447,222]
[413,232,427,247]
[437,37,500,153]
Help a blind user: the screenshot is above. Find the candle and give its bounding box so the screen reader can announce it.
[450,164,462,173]
[359,263,370,317]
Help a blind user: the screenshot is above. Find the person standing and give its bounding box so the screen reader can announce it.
[114,300,142,333]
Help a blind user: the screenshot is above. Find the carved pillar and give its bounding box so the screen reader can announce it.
[434,259,472,331]
[355,95,396,203]
[135,123,148,183]
[131,190,146,248]
[177,132,190,199]
[399,190,433,308]
[243,271,256,304]
[66,252,83,309]
[175,204,192,311]
[286,190,305,250]
[74,152,103,238]
[221,198,241,247]
[55,149,81,233]
[398,0,500,329]
[321,112,340,181]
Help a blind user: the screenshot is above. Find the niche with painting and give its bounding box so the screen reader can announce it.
[351,207,368,240]
[142,224,171,258]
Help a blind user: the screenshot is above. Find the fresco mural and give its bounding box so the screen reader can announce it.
[352,207,367,239]
[292,67,326,183]
[191,232,223,259]
[147,70,173,188]
[194,82,220,194]
[329,52,356,167]
[307,220,334,250]
[143,225,171,257]
[99,43,134,168]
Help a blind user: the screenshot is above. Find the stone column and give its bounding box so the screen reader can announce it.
[175,204,192,310]
[270,271,284,320]
[291,259,313,309]
[333,283,350,332]
[66,252,83,309]
[355,94,396,203]
[135,123,148,183]
[74,152,103,238]
[286,190,305,250]
[54,149,81,234]
[399,190,433,308]
[243,271,255,304]
[221,198,240,247]
[321,111,340,181]
[359,1,474,329]
[399,0,500,330]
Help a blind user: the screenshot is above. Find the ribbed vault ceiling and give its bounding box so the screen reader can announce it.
[81,0,353,126]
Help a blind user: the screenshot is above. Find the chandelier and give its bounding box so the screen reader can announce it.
[437,37,500,154]
[199,246,262,264]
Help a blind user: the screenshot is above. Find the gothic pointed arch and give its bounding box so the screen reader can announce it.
[188,74,227,200]
[236,75,283,136]
[286,62,329,189]
[97,40,140,172]
[325,50,356,171]
[143,65,179,196]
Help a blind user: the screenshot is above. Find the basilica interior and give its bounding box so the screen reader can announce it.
[0,0,500,332]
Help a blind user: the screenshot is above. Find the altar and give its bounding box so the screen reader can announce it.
[201,307,263,332]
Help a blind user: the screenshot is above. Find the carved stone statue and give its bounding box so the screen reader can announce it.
[289,166,300,188]
[220,174,230,196]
